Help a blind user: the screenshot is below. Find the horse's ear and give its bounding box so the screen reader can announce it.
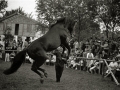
[56,17,66,23]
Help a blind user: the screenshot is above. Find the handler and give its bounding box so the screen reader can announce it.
[53,46,67,82]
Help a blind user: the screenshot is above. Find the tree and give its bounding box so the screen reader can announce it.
[36,0,82,25]
[36,0,100,41]
[3,7,33,19]
[0,0,7,18]
[3,26,14,41]
[87,0,120,39]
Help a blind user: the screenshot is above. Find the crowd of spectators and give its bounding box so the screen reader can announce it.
[0,36,32,63]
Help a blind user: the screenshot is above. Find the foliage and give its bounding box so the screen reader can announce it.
[86,0,120,39]
[3,26,14,41]
[36,0,82,25]
[0,0,7,18]
[36,0,100,41]
[3,7,33,19]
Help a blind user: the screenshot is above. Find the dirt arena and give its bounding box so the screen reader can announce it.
[0,60,120,90]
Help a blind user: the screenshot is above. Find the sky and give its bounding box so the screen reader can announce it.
[6,0,37,19]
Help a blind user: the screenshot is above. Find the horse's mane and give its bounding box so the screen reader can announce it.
[49,17,66,29]
[49,23,57,29]
[49,17,76,35]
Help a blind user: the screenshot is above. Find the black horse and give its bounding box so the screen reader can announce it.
[3,17,77,83]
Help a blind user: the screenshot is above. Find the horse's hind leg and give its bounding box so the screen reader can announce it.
[31,61,45,83]
[38,68,48,78]
[31,51,49,83]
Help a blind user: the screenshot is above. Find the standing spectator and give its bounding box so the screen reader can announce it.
[17,37,23,48]
[53,47,67,82]
[82,48,88,71]
[81,41,86,52]
[0,44,3,59]
[74,40,79,52]
[17,45,22,53]
[0,38,4,48]
[86,49,94,72]
[23,38,29,49]
[5,40,12,62]
[12,42,17,54]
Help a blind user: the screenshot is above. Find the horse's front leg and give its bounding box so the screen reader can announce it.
[60,44,66,55]
[62,41,71,59]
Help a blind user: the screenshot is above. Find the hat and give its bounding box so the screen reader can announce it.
[57,46,63,51]
[116,54,120,58]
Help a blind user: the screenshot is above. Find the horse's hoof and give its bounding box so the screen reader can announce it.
[40,78,44,84]
[44,73,48,78]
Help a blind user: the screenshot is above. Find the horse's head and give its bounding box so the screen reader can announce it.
[57,17,77,37]
[66,18,77,36]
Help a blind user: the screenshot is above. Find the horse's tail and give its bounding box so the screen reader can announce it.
[3,49,27,75]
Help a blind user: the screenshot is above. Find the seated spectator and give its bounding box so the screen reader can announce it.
[66,54,74,68]
[115,60,120,83]
[69,57,76,69]
[105,57,118,81]
[89,54,100,74]
[79,59,84,70]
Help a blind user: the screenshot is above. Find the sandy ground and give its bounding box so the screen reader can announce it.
[0,60,120,90]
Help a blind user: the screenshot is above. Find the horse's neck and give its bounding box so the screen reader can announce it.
[49,24,65,33]
[51,23,64,29]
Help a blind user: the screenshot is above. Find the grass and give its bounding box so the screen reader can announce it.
[0,60,120,90]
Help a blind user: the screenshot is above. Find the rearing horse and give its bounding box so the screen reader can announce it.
[3,17,77,83]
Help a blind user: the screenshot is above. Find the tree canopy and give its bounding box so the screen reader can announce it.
[0,0,7,18]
